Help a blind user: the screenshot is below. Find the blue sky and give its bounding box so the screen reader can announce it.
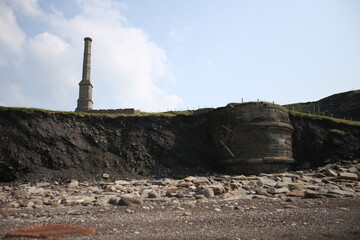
[0,0,359,111]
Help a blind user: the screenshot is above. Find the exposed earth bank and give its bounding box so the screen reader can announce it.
[0,106,360,183]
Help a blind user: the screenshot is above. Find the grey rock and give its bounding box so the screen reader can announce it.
[12,189,29,199]
[108,197,121,205]
[275,187,290,194]
[327,189,355,197]
[338,172,358,181]
[252,195,268,199]
[195,188,214,198]
[61,196,86,205]
[288,183,304,191]
[148,191,161,198]
[324,169,338,178]
[260,178,277,187]
[0,202,13,209]
[51,202,61,208]
[175,193,185,198]
[195,195,206,199]
[68,180,79,188]
[304,190,326,198]
[209,184,225,195]
[36,182,50,187]
[192,177,210,184]
[118,197,144,207]
[115,180,131,186]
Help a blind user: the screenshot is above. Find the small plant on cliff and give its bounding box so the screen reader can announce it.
[329,129,347,135]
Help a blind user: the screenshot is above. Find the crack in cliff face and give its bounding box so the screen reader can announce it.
[0,106,359,183]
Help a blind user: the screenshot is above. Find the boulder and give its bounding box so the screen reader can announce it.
[118,197,143,207]
[195,188,214,198]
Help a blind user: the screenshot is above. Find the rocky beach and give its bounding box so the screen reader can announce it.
[1,160,359,239]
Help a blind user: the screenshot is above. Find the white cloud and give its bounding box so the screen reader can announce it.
[0,0,181,111]
[4,0,44,18]
[0,1,25,66]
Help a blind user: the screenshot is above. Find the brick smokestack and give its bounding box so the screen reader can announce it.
[76,37,93,111]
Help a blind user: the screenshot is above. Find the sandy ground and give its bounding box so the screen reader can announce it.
[1,197,360,240]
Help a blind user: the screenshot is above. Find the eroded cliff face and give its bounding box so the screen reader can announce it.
[290,114,360,169]
[0,107,359,183]
[0,110,216,182]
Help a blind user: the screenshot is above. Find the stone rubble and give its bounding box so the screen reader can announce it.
[0,160,359,212]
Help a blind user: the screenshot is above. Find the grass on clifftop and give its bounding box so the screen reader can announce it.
[1,105,360,126]
[0,106,193,118]
[289,110,360,126]
[227,101,281,107]
[0,106,110,117]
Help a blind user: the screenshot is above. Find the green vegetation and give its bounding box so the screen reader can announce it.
[329,129,347,135]
[1,104,359,126]
[140,110,193,117]
[0,106,194,118]
[227,101,281,107]
[285,90,360,117]
[0,106,112,117]
[289,110,360,126]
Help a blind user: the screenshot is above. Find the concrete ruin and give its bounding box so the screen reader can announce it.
[210,102,294,174]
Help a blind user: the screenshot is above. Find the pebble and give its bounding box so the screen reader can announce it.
[68,180,79,188]
[183,211,193,216]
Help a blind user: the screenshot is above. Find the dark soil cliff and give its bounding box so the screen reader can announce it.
[0,107,359,183]
[290,113,360,168]
[0,109,217,183]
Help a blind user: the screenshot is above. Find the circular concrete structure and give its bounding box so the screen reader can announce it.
[210,102,294,174]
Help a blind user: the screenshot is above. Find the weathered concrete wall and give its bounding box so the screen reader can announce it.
[209,103,294,174]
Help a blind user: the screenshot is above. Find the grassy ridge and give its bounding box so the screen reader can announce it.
[289,110,360,126]
[0,106,192,118]
[285,90,360,119]
[1,105,360,126]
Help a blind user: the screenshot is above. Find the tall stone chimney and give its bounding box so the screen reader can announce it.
[76,37,93,111]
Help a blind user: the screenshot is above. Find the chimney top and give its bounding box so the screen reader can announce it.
[84,37,92,42]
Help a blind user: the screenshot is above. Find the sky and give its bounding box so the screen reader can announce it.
[0,0,359,112]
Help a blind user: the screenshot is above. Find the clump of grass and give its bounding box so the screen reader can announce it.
[329,129,347,135]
